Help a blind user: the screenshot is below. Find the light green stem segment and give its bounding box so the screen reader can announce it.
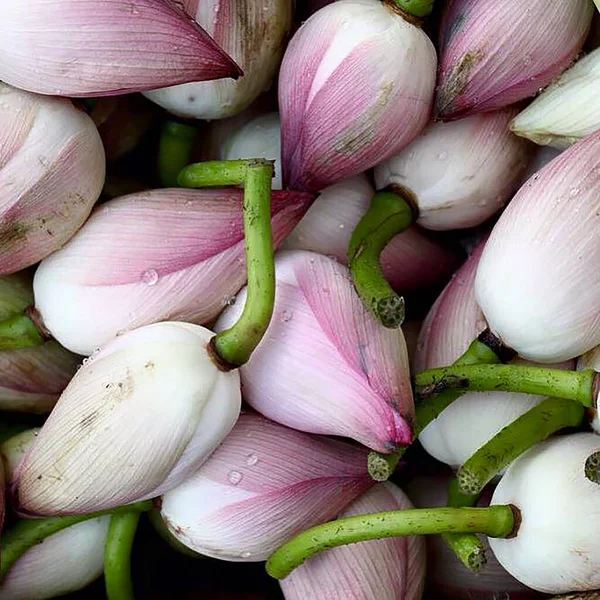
[443,478,485,572]
[178,159,249,188]
[367,336,502,481]
[415,364,596,407]
[0,501,152,580]
[347,191,414,329]
[458,397,585,496]
[388,0,435,18]
[158,121,197,187]
[104,511,143,600]
[266,505,516,580]
[0,313,45,350]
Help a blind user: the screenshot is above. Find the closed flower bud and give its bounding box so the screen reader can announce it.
[216,251,414,453]
[159,412,373,561]
[437,0,593,119]
[33,188,313,356]
[374,108,533,230]
[280,482,425,600]
[279,0,436,192]
[14,322,241,515]
[475,131,600,363]
[144,0,293,119]
[0,0,241,97]
[512,47,600,150]
[0,85,105,275]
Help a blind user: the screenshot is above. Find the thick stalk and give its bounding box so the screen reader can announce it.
[158,121,197,187]
[266,505,516,579]
[347,190,414,329]
[443,478,485,572]
[415,364,596,407]
[0,313,46,350]
[0,501,152,580]
[368,333,503,481]
[177,159,249,188]
[458,397,585,495]
[386,0,434,18]
[104,511,143,600]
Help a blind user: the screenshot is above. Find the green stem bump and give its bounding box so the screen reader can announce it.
[177,159,250,188]
[158,121,198,187]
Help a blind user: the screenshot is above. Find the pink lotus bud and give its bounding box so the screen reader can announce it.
[374,108,534,230]
[13,322,241,515]
[436,0,593,120]
[0,0,241,98]
[0,84,105,275]
[159,412,373,561]
[415,241,573,469]
[475,130,600,362]
[0,517,110,599]
[33,188,313,356]
[282,174,461,289]
[280,482,425,600]
[144,0,292,119]
[216,251,414,452]
[279,0,437,192]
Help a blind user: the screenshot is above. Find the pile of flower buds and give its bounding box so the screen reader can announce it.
[2,0,600,598]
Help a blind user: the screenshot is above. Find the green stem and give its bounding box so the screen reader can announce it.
[347,190,414,329]
[0,313,45,350]
[387,0,434,18]
[368,334,503,481]
[158,121,198,187]
[104,511,142,600]
[442,478,485,572]
[177,159,250,188]
[0,501,152,580]
[266,505,516,579]
[415,364,596,407]
[458,397,585,496]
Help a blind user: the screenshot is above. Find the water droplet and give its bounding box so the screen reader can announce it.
[436,152,448,161]
[213,3,220,11]
[339,223,345,229]
[281,309,293,323]
[240,551,252,558]
[569,187,580,197]
[228,470,243,485]
[246,453,259,466]
[341,20,349,29]
[225,295,237,307]
[522,54,532,66]
[141,269,159,286]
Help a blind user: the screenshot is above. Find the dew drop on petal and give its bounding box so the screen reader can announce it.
[246,453,259,467]
[141,269,159,286]
[228,470,243,485]
[281,309,293,323]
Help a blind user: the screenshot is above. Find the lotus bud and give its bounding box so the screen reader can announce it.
[374,108,533,230]
[415,240,574,469]
[33,188,313,356]
[144,0,293,119]
[0,0,241,97]
[282,174,461,289]
[280,482,425,600]
[0,517,110,599]
[159,412,373,561]
[279,0,437,192]
[436,0,593,119]
[0,84,105,275]
[475,130,600,363]
[511,48,600,149]
[13,322,241,515]
[489,433,600,593]
[405,472,540,600]
[216,251,414,452]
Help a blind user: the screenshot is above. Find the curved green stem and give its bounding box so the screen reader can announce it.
[442,478,485,572]
[368,334,503,481]
[0,313,45,350]
[387,0,434,18]
[415,364,596,408]
[158,121,198,187]
[104,511,142,600]
[266,505,516,579]
[347,190,414,329]
[178,159,249,188]
[0,501,152,580]
[459,397,585,496]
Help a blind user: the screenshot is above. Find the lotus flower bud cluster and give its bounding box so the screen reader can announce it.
[33,188,313,356]
[0,84,105,275]
[279,0,437,192]
[436,0,593,119]
[0,0,241,97]
[374,108,533,230]
[217,251,414,452]
[144,0,293,119]
[13,322,241,515]
[159,412,373,561]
